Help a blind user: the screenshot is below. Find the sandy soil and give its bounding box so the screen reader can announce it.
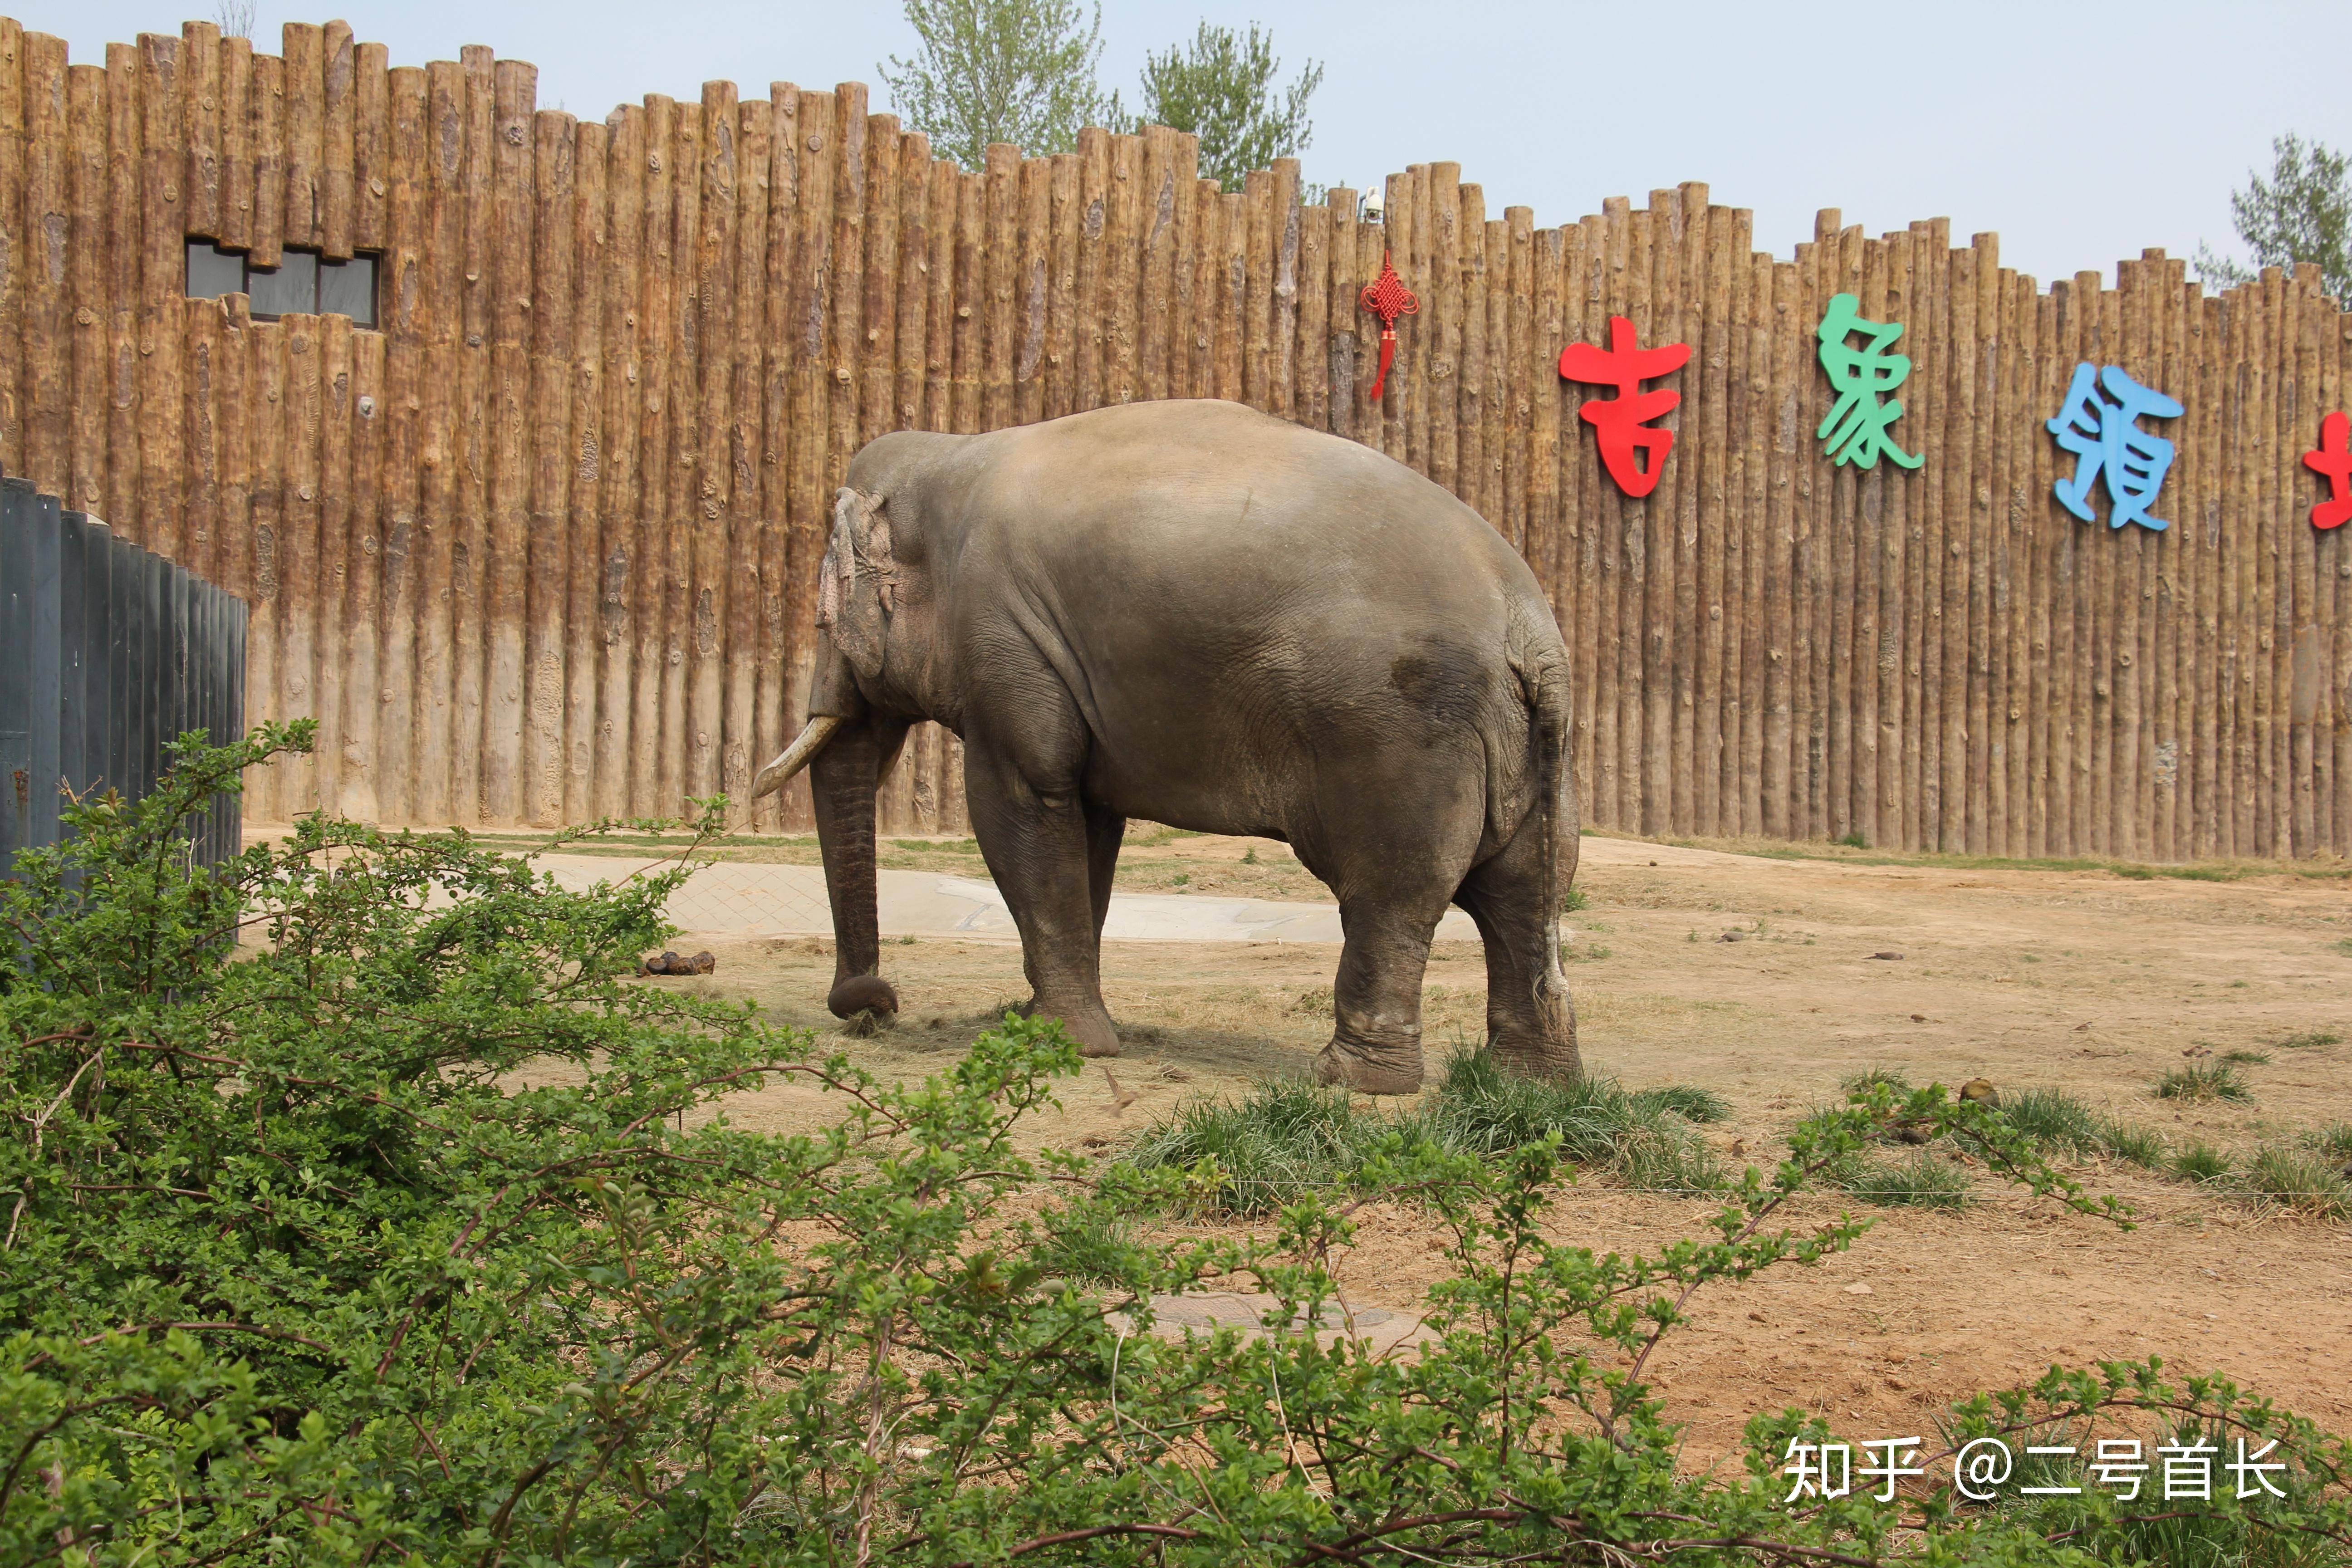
[520,828,2352,1468]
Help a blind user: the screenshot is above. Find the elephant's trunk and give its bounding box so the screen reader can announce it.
[750,715,846,799]
[809,717,898,1020]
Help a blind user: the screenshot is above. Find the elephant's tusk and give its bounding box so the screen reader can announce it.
[750,715,847,799]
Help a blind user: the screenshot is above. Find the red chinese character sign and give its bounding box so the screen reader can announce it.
[1357,250,1419,402]
[1559,316,1691,498]
[2304,411,2352,530]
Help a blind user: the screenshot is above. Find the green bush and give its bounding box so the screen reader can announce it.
[2241,1146,2352,1221]
[2173,1142,2235,1183]
[3,726,2346,1567]
[2158,1062,2254,1102]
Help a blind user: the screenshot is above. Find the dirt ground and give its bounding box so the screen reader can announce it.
[519,826,2352,1469]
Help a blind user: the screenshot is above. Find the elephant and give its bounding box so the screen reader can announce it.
[752,398,1581,1095]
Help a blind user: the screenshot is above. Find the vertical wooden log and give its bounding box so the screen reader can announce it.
[213,295,253,765]
[277,312,322,816]
[559,117,606,824]
[915,155,951,438]
[1298,196,1330,432]
[1270,157,1301,419]
[476,58,537,825]
[1695,205,1734,838]
[1963,235,1999,853]
[2282,267,2315,854]
[0,18,28,478]
[1619,201,1652,831]
[342,324,387,818]
[2088,273,2122,854]
[1739,247,1773,838]
[1425,165,1462,494]
[1789,220,1825,840]
[281,22,322,250]
[371,63,425,822]
[1105,132,1143,406]
[1217,186,1247,406]
[1640,191,1679,835]
[891,135,934,829]
[245,317,284,818]
[20,35,69,500]
[1013,154,1047,427]
[2112,260,2147,859]
[1993,268,2029,854]
[590,103,642,822]
[981,141,1015,429]
[2325,290,2351,856]
[719,99,768,818]
[2028,288,2061,857]
[316,313,353,813]
[1762,258,1800,839]
[250,46,283,269]
[64,64,104,517]
[1169,134,1199,402]
[443,47,495,823]
[1139,126,1177,403]
[1556,220,1594,800]
[1197,176,1230,410]
[352,40,387,252]
[779,88,833,824]
[1240,167,1272,411]
[409,59,462,825]
[1525,216,1560,616]
[1590,201,1629,826]
[1821,220,1861,843]
[950,169,982,433]
[320,20,353,258]
[527,106,576,825]
[218,32,252,255]
[747,87,799,829]
[1482,220,1510,534]
[1452,184,1484,508]
[1073,127,1107,412]
[1044,152,1078,421]
[181,20,221,240]
[182,295,224,593]
[138,32,185,560]
[658,89,707,818]
[685,85,742,817]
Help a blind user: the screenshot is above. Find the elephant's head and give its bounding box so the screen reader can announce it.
[748,470,943,1022]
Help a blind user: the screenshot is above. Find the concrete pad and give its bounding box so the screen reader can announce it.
[530,853,1482,945]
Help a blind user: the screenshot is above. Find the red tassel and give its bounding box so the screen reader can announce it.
[1370,328,1398,402]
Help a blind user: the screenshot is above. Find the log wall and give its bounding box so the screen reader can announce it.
[7,17,2350,858]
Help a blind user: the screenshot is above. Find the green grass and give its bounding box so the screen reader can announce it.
[1989,1087,2166,1169]
[2155,1062,2252,1103]
[2313,1122,2352,1161]
[2171,1142,2233,1184]
[2221,1049,2272,1065]
[1120,1050,1733,1217]
[1828,1149,1971,1209]
[1561,886,1589,913]
[2239,1146,2352,1221]
[2275,1029,2342,1049]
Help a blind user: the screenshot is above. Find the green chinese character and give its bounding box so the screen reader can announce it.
[1815,292,1923,470]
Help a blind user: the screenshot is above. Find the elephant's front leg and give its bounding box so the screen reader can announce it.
[965,746,1122,1057]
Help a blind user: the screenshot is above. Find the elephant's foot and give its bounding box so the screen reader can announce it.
[1028,999,1121,1058]
[1312,1039,1425,1097]
[829,974,900,1019]
[1485,1029,1582,1084]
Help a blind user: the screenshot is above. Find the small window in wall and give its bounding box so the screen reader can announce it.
[185,240,377,328]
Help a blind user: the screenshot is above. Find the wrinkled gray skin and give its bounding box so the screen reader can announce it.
[794,399,1580,1095]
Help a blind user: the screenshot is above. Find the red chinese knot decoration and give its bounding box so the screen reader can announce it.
[1358,250,1419,402]
[1559,315,1691,499]
[2303,410,2352,530]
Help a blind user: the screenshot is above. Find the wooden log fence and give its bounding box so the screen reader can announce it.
[4,15,2350,859]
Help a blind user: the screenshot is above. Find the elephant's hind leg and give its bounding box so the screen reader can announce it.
[964,747,1123,1058]
[1311,896,1448,1095]
[1452,808,1581,1082]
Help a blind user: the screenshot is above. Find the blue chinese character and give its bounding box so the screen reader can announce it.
[2048,363,2185,531]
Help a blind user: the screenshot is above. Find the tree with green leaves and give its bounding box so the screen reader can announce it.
[880,0,1116,170]
[2195,133,2352,302]
[1127,22,1323,192]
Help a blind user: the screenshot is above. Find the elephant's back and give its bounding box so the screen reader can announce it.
[950,402,1559,815]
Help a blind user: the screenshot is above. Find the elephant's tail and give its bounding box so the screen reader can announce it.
[1508,606,1578,920]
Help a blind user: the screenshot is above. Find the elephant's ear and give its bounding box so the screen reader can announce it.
[824,486,897,682]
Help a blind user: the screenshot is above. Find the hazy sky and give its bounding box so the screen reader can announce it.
[35,0,2352,290]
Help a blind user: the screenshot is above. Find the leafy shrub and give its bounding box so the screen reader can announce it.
[1123,1052,1734,1217]
[2240,1146,2352,1221]
[2173,1141,2235,1183]
[2157,1062,2254,1102]
[3,727,2346,1567]
[1828,1148,1973,1209]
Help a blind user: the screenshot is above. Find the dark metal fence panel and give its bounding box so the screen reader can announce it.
[0,478,248,876]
